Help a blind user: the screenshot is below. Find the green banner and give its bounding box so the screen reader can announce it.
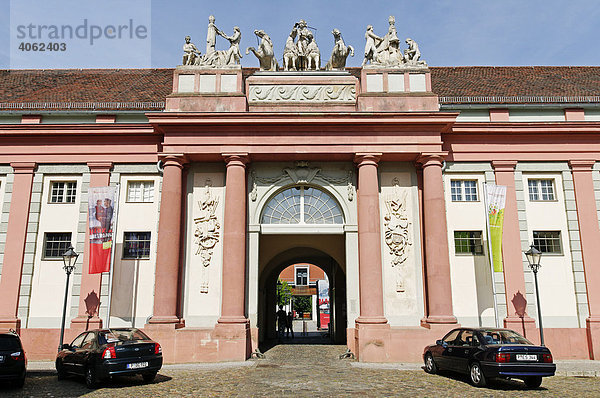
[486,184,507,272]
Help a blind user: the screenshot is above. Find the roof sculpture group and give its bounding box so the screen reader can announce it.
[182,15,426,71]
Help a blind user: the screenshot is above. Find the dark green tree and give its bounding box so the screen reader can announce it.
[293,295,312,314]
[277,279,293,307]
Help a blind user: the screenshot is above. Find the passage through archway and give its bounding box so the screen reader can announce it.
[258,244,347,348]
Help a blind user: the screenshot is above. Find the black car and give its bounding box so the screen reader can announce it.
[56,328,162,388]
[0,331,26,388]
[423,328,555,388]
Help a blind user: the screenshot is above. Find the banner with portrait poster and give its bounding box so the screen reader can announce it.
[88,186,119,274]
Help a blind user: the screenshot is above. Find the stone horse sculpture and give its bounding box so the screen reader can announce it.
[283,29,298,71]
[325,29,354,71]
[246,30,278,71]
[306,32,320,70]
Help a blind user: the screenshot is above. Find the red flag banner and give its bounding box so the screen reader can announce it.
[88,186,119,274]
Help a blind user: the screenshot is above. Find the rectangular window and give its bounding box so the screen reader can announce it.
[127,181,154,203]
[528,179,555,201]
[454,231,484,255]
[50,181,77,203]
[296,268,308,286]
[44,232,72,258]
[123,232,151,259]
[533,231,562,254]
[450,180,478,201]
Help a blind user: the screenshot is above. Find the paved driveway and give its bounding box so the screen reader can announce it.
[1,344,599,397]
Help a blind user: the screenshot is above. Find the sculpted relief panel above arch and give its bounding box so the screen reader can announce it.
[248,161,356,227]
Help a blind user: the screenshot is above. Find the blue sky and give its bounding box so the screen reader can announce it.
[1,0,600,69]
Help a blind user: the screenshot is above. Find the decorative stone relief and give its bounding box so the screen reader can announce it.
[384,177,412,292]
[248,85,356,102]
[194,179,220,293]
[362,16,427,68]
[249,162,353,202]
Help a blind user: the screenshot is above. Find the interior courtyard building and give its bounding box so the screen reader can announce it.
[1,63,600,362]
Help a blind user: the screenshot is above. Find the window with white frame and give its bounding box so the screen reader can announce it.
[261,186,343,224]
[450,180,478,201]
[533,231,562,254]
[454,231,484,255]
[127,181,154,203]
[123,231,151,259]
[528,179,555,201]
[296,267,308,286]
[50,181,77,203]
[43,232,72,258]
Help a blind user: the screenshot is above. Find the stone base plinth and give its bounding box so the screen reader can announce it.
[504,315,538,343]
[0,317,21,332]
[246,71,358,112]
[213,321,251,362]
[358,92,439,112]
[586,317,600,360]
[354,322,391,362]
[167,67,246,112]
[70,316,102,333]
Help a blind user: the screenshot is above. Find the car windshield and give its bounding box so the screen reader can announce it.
[480,330,532,345]
[98,329,149,345]
[0,335,21,350]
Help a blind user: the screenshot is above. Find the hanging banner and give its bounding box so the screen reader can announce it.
[485,184,507,272]
[88,186,119,274]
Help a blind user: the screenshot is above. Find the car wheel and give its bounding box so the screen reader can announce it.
[424,353,438,374]
[56,360,67,380]
[85,366,98,389]
[142,371,158,383]
[13,374,25,388]
[469,362,487,387]
[524,376,542,389]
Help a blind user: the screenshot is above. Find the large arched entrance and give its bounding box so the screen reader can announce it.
[258,246,347,346]
[251,183,351,349]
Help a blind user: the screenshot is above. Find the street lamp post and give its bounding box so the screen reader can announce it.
[524,244,544,346]
[58,245,79,352]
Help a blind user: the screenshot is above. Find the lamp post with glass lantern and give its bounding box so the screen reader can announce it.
[58,245,79,352]
[524,244,544,346]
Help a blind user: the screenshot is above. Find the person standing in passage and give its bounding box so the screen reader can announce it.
[286,311,294,338]
[276,305,287,341]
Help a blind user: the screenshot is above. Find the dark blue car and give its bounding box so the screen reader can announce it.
[56,328,162,389]
[423,328,555,388]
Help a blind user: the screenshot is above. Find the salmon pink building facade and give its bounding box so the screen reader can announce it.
[0,65,600,363]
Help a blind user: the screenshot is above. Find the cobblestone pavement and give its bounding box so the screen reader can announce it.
[2,343,599,397]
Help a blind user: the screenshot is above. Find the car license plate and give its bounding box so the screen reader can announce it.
[127,362,148,369]
[516,354,537,361]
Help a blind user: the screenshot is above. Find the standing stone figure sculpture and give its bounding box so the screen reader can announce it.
[182,35,201,66]
[206,15,218,55]
[246,30,278,71]
[362,25,383,66]
[222,26,243,66]
[325,28,354,71]
[189,15,242,68]
[362,16,427,68]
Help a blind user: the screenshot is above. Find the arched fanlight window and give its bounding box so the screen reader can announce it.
[261,186,344,224]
